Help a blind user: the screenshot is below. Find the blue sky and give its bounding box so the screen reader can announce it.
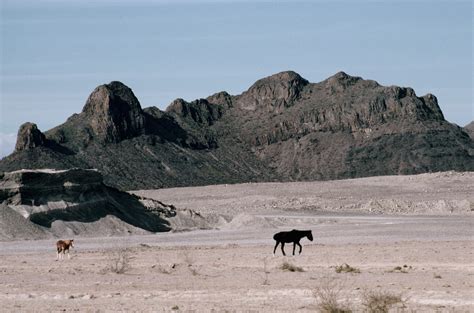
[1,0,472,157]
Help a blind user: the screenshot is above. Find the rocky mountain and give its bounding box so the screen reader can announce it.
[0,71,472,190]
[0,168,208,240]
[464,121,474,140]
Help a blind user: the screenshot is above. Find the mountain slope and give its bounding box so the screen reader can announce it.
[0,72,472,189]
[464,121,474,139]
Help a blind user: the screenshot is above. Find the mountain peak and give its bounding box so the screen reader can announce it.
[81,81,145,143]
[237,71,309,110]
[82,81,142,116]
[331,71,350,78]
[251,70,308,86]
[325,71,362,86]
[14,122,46,152]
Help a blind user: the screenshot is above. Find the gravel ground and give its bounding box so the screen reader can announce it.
[0,172,473,312]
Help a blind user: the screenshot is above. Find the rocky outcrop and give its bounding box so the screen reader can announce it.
[236,71,308,111]
[166,98,224,126]
[206,91,234,109]
[82,81,146,143]
[15,123,46,152]
[0,168,103,206]
[0,168,211,239]
[1,72,473,189]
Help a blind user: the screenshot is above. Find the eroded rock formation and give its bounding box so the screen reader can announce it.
[15,123,46,152]
[0,169,205,239]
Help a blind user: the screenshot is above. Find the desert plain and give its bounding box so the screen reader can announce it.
[0,172,473,312]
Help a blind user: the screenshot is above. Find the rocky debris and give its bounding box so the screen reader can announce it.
[15,123,46,152]
[1,72,473,190]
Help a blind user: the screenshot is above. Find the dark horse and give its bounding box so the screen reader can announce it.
[273,229,313,256]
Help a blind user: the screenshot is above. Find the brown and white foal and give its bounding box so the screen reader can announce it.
[56,239,74,260]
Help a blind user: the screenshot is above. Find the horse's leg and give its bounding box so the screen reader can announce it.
[292,242,296,255]
[281,243,286,256]
[67,249,70,260]
[273,241,279,255]
[297,242,302,254]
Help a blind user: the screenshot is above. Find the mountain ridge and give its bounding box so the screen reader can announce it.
[1,71,472,190]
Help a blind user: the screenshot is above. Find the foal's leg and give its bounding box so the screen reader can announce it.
[273,241,280,255]
[67,249,70,260]
[297,242,302,254]
[281,243,286,256]
[292,242,296,255]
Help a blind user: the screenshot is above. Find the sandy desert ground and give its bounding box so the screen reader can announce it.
[0,172,473,312]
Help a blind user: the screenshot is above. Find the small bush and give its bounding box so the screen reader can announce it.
[313,280,352,313]
[362,290,402,313]
[335,263,360,274]
[280,261,304,272]
[106,249,132,274]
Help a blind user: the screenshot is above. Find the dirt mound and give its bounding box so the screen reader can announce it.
[49,215,150,237]
[220,214,278,230]
[0,204,50,241]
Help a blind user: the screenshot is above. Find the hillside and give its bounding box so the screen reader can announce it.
[0,71,472,189]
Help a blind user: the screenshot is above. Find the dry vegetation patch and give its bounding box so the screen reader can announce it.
[313,279,352,313]
[362,290,403,313]
[280,261,304,272]
[103,248,133,274]
[335,263,360,274]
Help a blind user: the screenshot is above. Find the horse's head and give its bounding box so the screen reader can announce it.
[69,239,74,248]
[307,231,313,241]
